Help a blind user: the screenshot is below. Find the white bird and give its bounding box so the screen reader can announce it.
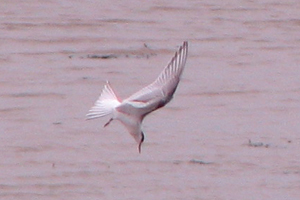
[86,41,188,153]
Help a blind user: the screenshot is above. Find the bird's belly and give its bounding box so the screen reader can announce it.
[115,111,140,132]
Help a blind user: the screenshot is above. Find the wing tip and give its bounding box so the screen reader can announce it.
[182,41,188,52]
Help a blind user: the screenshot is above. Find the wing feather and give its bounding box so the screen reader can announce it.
[126,41,188,103]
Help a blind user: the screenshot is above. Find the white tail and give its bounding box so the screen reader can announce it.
[86,81,121,120]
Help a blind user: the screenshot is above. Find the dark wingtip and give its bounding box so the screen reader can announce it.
[183,41,188,51]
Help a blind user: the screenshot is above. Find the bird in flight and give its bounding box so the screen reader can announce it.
[86,41,188,153]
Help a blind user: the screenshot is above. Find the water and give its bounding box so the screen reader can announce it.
[1,0,300,199]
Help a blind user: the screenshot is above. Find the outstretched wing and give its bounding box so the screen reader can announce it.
[125,41,188,107]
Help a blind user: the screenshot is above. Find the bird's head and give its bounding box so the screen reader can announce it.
[138,131,145,154]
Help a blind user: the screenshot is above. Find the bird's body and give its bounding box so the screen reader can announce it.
[87,41,188,153]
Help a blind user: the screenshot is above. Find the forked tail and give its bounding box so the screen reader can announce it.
[86,81,121,120]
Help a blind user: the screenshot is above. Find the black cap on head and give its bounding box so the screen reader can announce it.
[138,132,145,154]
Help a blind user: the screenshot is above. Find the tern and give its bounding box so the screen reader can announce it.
[86,41,188,153]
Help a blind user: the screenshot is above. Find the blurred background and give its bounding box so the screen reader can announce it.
[1,0,300,199]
